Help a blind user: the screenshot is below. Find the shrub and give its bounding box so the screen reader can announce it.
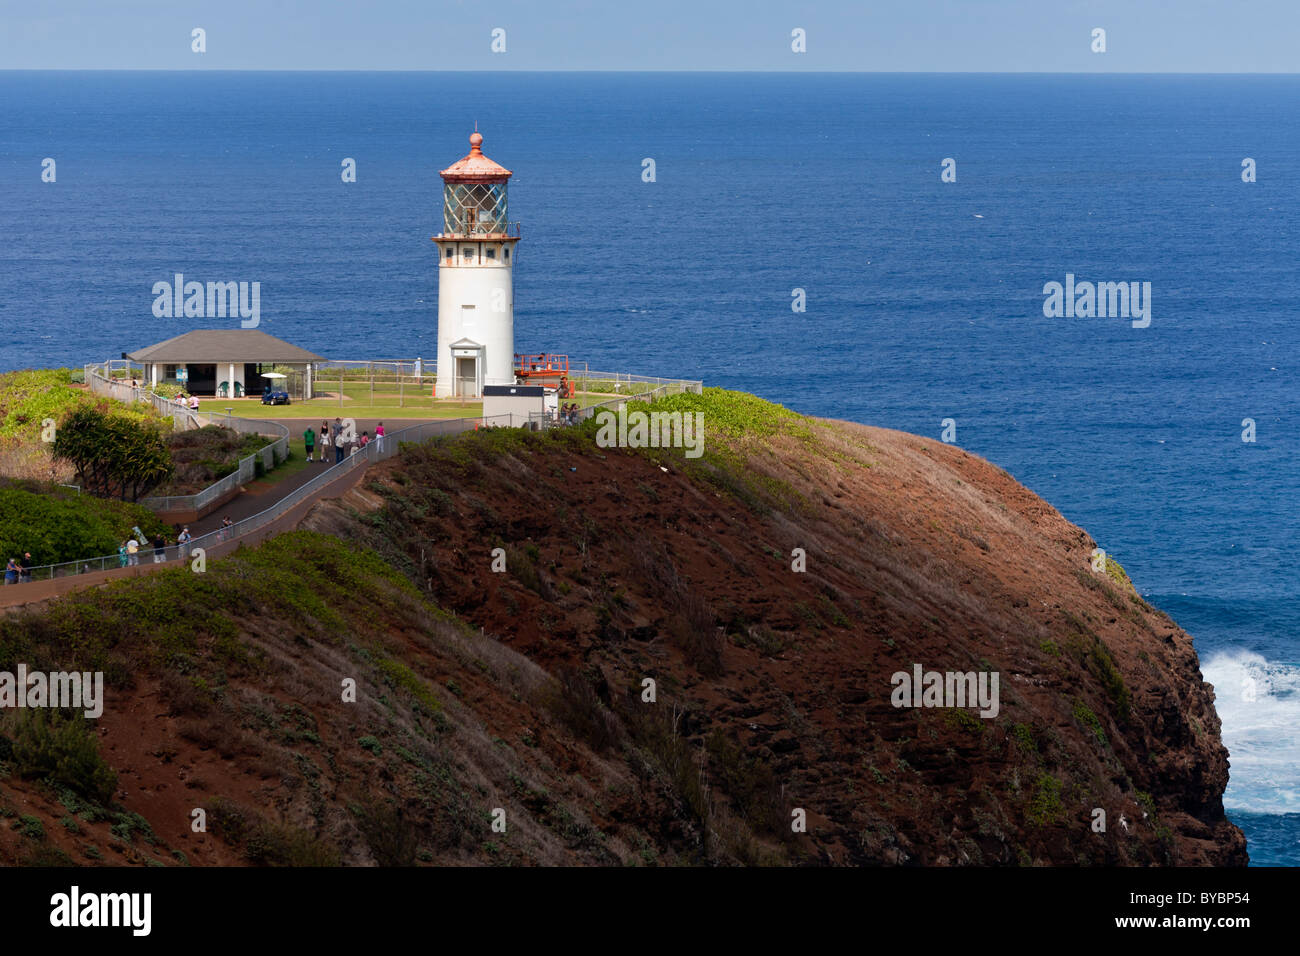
[8,710,118,804]
[352,801,420,866]
[1027,772,1065,826]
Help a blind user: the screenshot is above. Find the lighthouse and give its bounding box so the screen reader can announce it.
[432,130,520,398]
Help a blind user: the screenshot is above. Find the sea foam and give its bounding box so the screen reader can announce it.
[1203,650,1300,814]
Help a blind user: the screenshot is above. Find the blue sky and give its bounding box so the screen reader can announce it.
[0,0,1293,71]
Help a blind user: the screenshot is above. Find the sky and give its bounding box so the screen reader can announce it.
[0,0,1293,72]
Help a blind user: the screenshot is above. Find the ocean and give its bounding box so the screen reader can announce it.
[1,71,1296,865]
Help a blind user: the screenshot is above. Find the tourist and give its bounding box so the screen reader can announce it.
[304,425,316,462]
[118,542,129,568]
[4,558,18,585]
[375,421,384,452]
[20,552,32,583]
[126,537,139,566]
[177,525,192,559]
[189,394,200,412]
[151,533,166,563]
[332,418,344,463]
[360,431,370,448]
[220,516,234,541]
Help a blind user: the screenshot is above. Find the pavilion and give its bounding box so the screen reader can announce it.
[125,330,325,398]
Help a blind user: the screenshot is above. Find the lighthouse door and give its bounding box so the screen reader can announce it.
[455,356,479,397]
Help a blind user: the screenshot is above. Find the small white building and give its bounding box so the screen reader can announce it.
[433,131,520,398]
[482,384,557,427]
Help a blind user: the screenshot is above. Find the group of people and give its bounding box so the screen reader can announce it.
[558,402,582,425]
[4,553,33,585]
[118,531,172,566]
[171,393,201,411]
[303,419,385,463]
[112,524,203,568]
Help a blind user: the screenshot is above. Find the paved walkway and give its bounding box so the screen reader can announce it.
[182,417,438,536]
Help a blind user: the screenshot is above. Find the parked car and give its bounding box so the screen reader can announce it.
[261,385,291,405]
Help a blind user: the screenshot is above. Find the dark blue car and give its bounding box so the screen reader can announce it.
[261,385,291,405]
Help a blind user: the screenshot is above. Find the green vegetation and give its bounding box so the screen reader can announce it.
[945,709,984,735]
[3,709,118,804]
[1062,614,1132,722]
[598,388,818,515]
[53,404,174,502]
[0,531,417,679]
[0,369,98,440]
[1027,772,1065,826]
[195,397,480,420]
[1103,555,1138,595]
[208,796,340,866]
[0,479,166,568]
[1072,700,1108,747]
[1011,723,1037,756]
[157,424,274,494]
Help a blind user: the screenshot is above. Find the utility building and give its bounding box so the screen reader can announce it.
[433,130,520,398]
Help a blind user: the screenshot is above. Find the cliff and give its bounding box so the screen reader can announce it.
[0,388,1246,866]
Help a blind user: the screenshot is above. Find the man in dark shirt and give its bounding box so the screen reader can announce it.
[19,552,32,583]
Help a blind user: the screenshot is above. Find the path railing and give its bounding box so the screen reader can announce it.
[571,370,703,397]
[20,412,514,581]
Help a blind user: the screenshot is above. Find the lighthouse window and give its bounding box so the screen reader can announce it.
[485,247,496,260]
[463,247,476,263]
[445,248,453,260]
[504,247,510,261]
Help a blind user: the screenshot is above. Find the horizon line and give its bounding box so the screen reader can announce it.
[4,68,1300,76]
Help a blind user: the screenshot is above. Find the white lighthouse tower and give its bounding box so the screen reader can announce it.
[433,130,520,398]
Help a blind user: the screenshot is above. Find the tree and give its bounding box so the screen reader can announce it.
[52,405,174,501]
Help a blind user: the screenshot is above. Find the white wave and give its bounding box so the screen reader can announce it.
[1202,650,1300,814]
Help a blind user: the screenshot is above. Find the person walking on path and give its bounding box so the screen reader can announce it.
[177,526,192,560]
[304,425,316,462]
[375,422,384,453]
[4,559,18,585]
[319,421,331,462]
[220,516,234,541]
[126,537,139,566]
[20,552,32,583]
[332,418,345,463]
[118,542,129,568]
[189,394,200,412]
[151,533,166,563]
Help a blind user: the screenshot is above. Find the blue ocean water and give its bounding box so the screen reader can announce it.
[1,71,1296,865]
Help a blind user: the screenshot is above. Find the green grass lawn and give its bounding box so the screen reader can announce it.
[196,389,621,424]
[197,398,484,420]
[242,437,313,490]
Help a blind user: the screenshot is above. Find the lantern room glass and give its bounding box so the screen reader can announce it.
[443,182,509,235]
